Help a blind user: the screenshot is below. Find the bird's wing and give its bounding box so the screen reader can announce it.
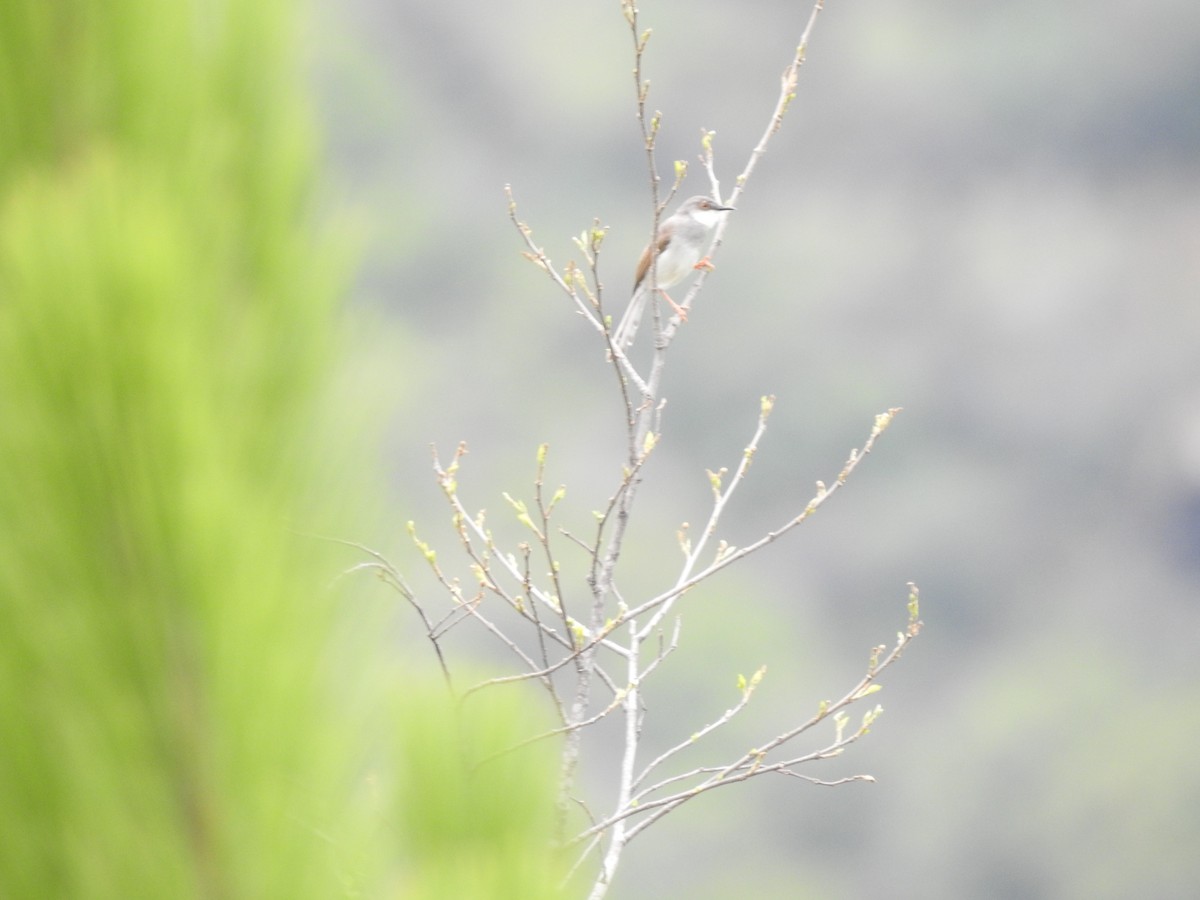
[632,228,673,292]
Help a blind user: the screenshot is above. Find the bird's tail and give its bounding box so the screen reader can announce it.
[612,289,647,350]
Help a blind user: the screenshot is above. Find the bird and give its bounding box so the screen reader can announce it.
[611,195,734,350]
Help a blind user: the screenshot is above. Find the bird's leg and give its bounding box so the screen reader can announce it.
[656,258,716,324]
[658,289,688,322]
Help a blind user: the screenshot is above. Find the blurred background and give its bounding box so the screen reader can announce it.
[316,0,1200,897]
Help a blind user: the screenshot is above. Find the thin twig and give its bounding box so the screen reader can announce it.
[632,664,765,791]
[318,535,455,693]
[506,187,649,396]
[637,395,776,640]
[662,0,827,333]
[572,601,921,847]
[625,409,902,627]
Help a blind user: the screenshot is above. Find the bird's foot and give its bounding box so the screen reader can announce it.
[659,289,688,322]
[693,256,716,272]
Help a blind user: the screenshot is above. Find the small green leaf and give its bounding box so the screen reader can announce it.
[706,467,724,494]
[861,704,884,732]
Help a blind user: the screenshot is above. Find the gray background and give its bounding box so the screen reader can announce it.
[317,1,1200,896]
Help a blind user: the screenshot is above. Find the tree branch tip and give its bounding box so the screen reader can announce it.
[873,407,902,435]
[906,582,921,622]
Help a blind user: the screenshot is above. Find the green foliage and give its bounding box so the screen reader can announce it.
[0,2,557,897]
[383,691,562,900]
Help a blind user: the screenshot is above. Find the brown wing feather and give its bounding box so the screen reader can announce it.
[632,228,673,292]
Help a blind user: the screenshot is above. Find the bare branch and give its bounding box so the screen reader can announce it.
[625,408,902,627]
[366,5,917,897]
[571,598,922,848]
[472,688,630,770]
[661,0,828,335]
[506,186,649,396]
[638,395,776,639]
[319,535,455,693]
[633,664,765,790]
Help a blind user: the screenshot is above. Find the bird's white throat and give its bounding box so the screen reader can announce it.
[689,207,727,230]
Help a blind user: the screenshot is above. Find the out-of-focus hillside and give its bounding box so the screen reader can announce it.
[315,1,1200,896]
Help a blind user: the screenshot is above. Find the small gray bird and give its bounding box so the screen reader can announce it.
[612,195,734,349]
